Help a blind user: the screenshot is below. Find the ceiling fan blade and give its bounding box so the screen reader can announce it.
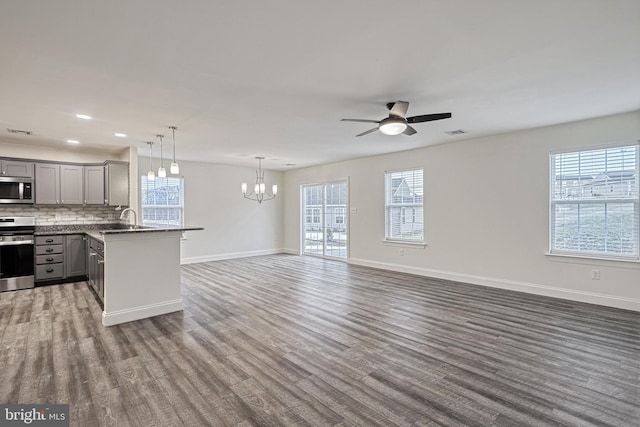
[403,125,417,136]
[406,112,452,123]
[389,101,409,118]
[356,127,379,137]
[341,118,380,123]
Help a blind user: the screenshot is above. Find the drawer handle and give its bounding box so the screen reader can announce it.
[46,268,54,273]
[46,257,54,262]
[46,239,54,243]
[45,248,54,252]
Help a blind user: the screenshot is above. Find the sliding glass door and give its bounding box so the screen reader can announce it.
[302,181,348,259]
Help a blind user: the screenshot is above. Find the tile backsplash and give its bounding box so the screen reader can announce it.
[0,206,121,225]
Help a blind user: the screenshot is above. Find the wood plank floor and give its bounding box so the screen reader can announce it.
[1,254,639,426]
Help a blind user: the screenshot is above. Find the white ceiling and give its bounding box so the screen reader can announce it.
[1,1,639,170]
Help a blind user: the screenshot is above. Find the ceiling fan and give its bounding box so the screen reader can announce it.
[341,101,452,137]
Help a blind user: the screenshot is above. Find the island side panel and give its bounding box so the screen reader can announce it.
[102,231,183,326]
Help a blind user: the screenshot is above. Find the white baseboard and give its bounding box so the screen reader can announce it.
[181,248,285,265]
[348,258,640,312]
[102,299,184,326]
[282,248,299,255]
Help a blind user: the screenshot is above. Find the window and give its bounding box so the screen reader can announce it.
[385,168,424,242]
[141,176,185,227]
[550,142,639,261]
[335,207,345,224]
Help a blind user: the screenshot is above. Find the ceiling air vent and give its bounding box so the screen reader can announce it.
[445,129,468,136]
[7,128,33,136]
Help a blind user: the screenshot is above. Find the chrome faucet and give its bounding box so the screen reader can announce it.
[119,208,137,226]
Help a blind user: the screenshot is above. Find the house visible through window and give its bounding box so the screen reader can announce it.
[385,168,424,242]
[550,142,639,260]
[141,176,185,227]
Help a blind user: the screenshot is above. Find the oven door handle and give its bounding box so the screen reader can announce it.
[0,240,34,246]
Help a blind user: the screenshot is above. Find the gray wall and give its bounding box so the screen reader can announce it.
[282,111,640,310]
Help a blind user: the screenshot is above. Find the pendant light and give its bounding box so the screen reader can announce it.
[146,141,155,181]
[157,134,166,178]
[169,126,179,174]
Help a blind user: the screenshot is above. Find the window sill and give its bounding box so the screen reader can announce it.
[383,240,427,249]
[545,252,639,265]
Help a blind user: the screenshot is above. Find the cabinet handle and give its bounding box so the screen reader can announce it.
[46,257,54,262]
[45,248,54,252]
[46,268,54,273]
[97,260,104,265]
[46,239,53,243]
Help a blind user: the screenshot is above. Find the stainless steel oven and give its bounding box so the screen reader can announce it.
[0,177,34,204]
[0,217,35,292]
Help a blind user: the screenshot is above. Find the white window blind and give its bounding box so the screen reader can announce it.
[141,176,185,227]
[385,168,424,242]
[550,142,639,261]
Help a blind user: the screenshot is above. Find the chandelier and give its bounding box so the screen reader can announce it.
[241,157,277,203]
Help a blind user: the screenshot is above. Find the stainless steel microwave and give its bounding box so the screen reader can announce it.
[0,177,33,204]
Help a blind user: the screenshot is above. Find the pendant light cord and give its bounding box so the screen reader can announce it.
[171,127,176,162]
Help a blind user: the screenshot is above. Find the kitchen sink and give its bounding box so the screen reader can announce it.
[109,224,154,230]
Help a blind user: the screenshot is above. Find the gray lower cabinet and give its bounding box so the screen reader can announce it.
[65,234,87,277]
[35,234,87,282]
[35,235,64,281]
[88,238,104,302]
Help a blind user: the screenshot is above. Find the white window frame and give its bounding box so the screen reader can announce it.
[141,175,185,227]
[384,168,424,243]
[549,141,639,262]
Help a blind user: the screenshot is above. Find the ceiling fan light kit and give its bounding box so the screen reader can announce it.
[341,100,452,137]
[378,118,407,135]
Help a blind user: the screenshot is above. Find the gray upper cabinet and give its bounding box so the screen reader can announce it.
[84,165,105,205]
[105,162,129,206]
[60,165,84,205]
[35,163,85,205]
[1,160,34,178]
[20,159,129,206]
[35,163,61,205]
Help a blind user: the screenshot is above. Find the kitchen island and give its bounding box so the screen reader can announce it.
[35,223,203,326]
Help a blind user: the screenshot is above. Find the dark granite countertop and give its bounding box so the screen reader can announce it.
[35,223,203,242]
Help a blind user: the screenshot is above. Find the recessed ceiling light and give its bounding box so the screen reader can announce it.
[114,132,127,138]
[75,114,92,120]
[66,139,80,144]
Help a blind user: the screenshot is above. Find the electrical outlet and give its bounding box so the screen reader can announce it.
[399,248,404,256]
[591,270,600,280]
